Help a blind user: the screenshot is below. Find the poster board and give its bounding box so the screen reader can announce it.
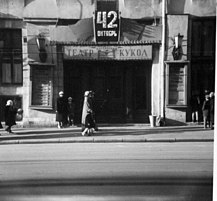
[30,64,53,109]
[165,61,188,107]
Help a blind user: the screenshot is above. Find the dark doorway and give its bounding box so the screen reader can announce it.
[64,60,151,124]
[190,18,215,122]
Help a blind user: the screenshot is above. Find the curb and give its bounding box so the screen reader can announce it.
[0,138,214,145]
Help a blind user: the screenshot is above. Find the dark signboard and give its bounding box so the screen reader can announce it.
[94,1,120,42]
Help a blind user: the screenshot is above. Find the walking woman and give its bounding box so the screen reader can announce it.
[81,91,95,136]
[202,94,210,129]
[56,91,67,129]
[5,100,18,134]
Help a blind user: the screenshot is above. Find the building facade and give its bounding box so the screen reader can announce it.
[0,0,215,127]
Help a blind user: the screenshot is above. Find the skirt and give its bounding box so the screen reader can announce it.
[56,112,63,122]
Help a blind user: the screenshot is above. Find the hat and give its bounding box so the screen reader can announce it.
[59,91,64,95]
[210,92,214,98]
[89,90,95,96]
[6,100,13,106]
[84,91,90,97]
[68,97,73,101]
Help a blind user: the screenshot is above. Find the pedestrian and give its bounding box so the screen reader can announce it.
[202,94,210,129]
[4,100,18,134]
[81,91,95,136]
[89,90,98,131]
[56,91,67,129]
[67,97,75,126]
[209,92,215,129]
[190,93,200,123]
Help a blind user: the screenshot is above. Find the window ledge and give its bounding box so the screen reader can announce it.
[29,106,53,111]
[166,105,188,108]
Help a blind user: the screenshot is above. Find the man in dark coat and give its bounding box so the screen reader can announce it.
[5,100,17,134]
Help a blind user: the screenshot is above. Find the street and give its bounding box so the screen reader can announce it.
[0,142,213,201]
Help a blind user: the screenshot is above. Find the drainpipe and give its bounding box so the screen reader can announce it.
[161,0,166,121]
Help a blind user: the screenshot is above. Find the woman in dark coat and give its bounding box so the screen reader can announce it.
[5,100,17,134]
[67,97,75,126]
[56,91,67,128]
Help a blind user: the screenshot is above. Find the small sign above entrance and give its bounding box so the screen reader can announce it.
[64,45,152,60]
[94,0,120,42]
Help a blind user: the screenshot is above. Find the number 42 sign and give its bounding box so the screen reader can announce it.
[94,10,120,42]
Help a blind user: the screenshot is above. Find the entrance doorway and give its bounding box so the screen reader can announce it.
[64,60,151,124]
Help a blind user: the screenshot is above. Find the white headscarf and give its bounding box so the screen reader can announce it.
[6,100,13,106]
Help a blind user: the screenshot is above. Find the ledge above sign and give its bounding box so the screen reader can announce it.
[63,45,152,60]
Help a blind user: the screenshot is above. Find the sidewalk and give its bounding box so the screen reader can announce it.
[0,124,214,144]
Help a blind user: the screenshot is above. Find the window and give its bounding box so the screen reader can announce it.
[0,29,23,84]
[192,19,215,57]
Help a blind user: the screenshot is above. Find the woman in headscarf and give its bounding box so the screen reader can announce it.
[81,91,95,136]
[5,100,18,134]
[56,91,67,129]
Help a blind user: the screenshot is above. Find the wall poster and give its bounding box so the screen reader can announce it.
[165,62,188,107]
[30,64,53,109]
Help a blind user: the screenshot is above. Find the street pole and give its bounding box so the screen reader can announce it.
[161,0,166,120]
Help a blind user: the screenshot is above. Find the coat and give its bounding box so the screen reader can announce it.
[202,99,210,118]
[5,106,17,126]
[56,97,67,122]
[81,96,94,128]
[210,97,214,121]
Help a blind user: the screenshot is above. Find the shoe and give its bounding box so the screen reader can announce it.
[82,128,88,136]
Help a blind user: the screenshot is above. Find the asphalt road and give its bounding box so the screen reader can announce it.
[0,142,213,201]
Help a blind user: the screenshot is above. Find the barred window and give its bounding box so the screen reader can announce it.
[0,29,23,84]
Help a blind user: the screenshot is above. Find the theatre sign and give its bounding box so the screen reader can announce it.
[63,45,152,60]
[94,0,120,42]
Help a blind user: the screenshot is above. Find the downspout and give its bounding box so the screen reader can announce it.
[161,0,166,121]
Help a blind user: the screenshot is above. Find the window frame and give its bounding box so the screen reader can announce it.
[0,29,23,85]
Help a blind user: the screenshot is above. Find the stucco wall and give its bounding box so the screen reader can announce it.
[0,0,215,20]
[0,0,24,18]
[164,15,189,125]
[151,45,162,117]
[22,23,59,127]
[166,15,189,61]
[167,0,216,16]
